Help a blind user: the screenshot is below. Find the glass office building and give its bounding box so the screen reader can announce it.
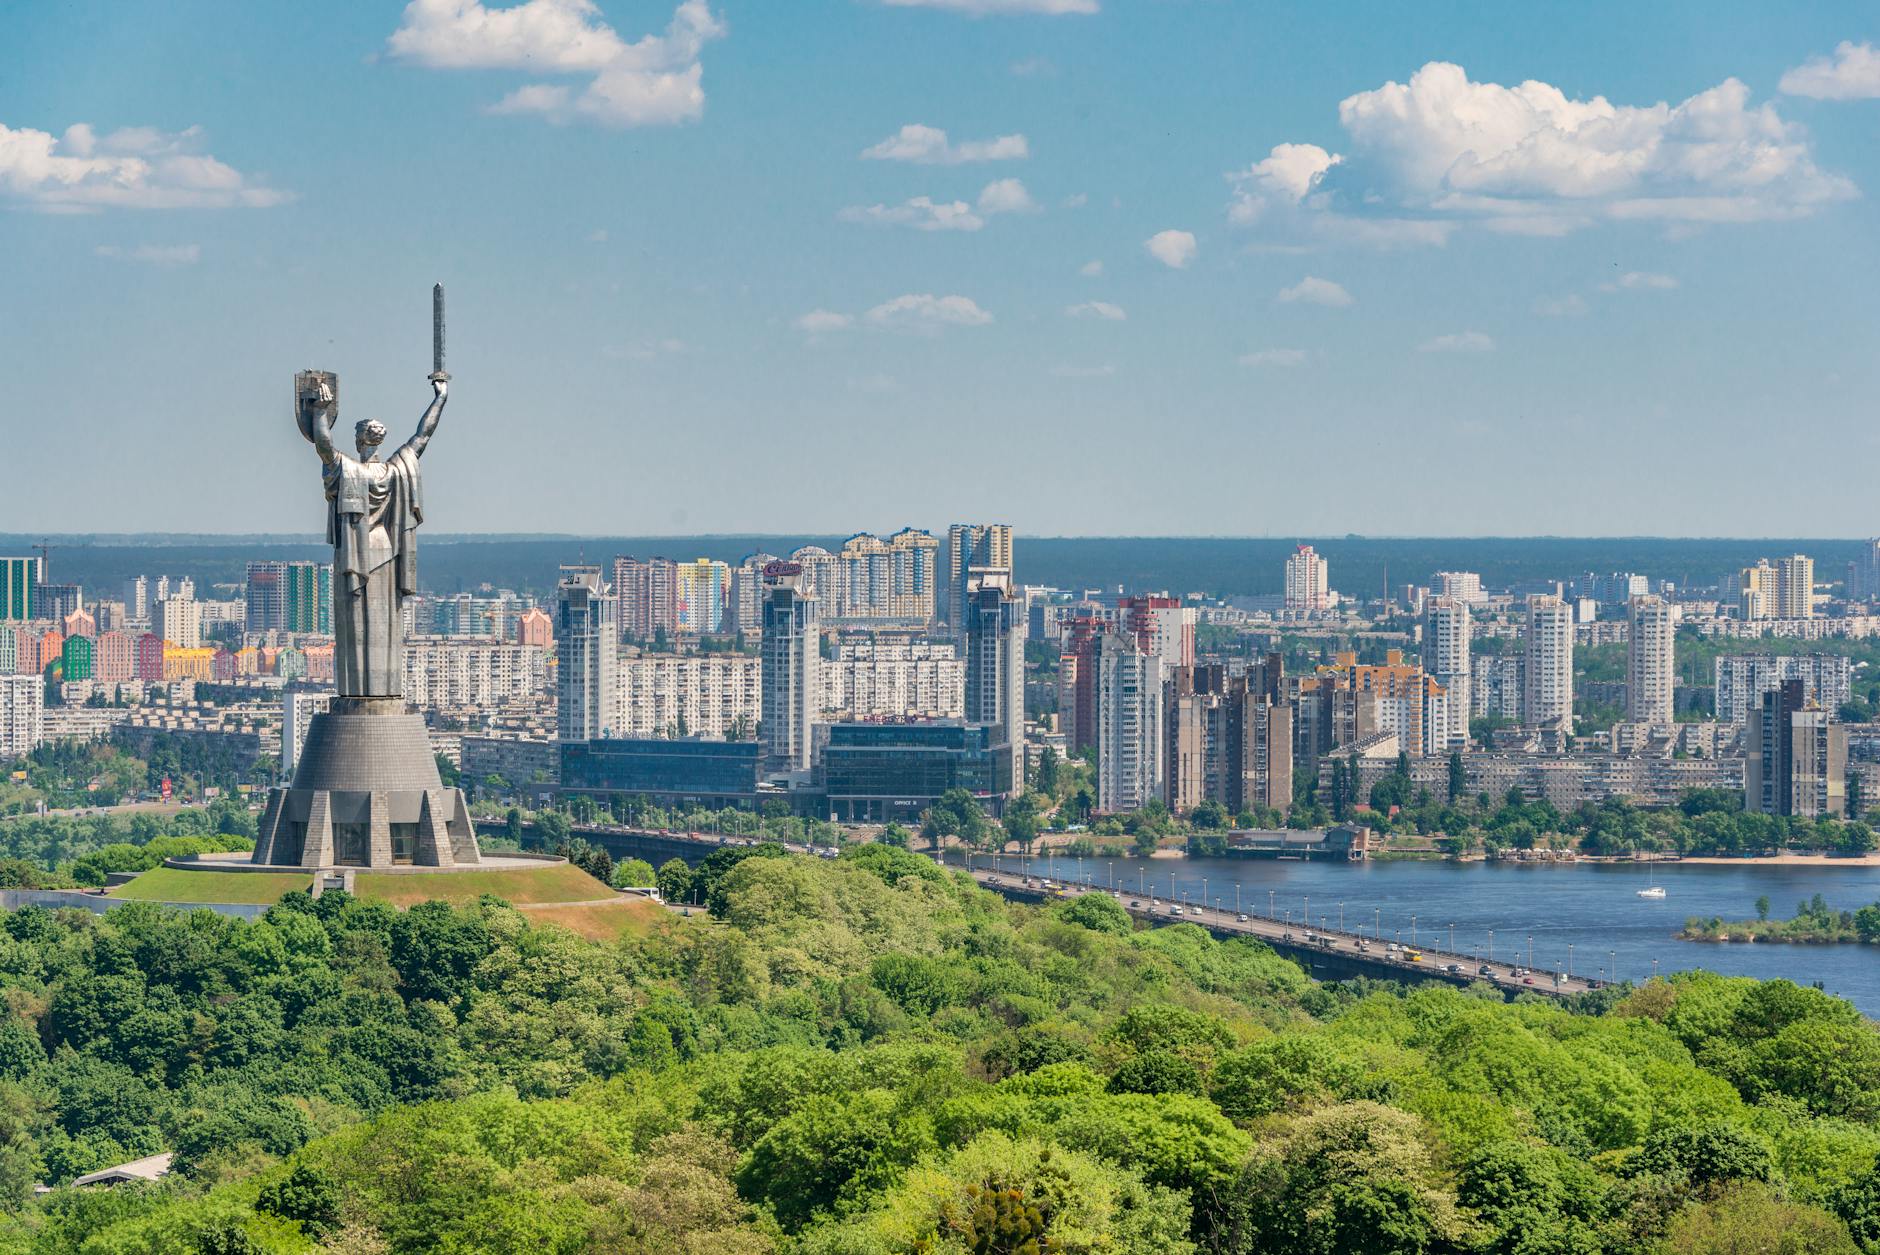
[560,738,760,809]
[821,721,1002,823]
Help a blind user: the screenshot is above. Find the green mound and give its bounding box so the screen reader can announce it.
[108,867,313,904]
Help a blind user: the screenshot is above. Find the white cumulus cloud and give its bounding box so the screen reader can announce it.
[861,124,1028,164]
[878,0,1097,14]
[1145,229,1196,268]
[838,197,984,231]
[1276,276,1352,307]
[388,0,725,127]
[0,123,283,212]
[1065,300,1125,320]
[794,309,854,333]
[1238,348,1307,367]
[1227,61,1854,245]
[1601,271,1679,292]
[976,177,1036,213]
[1419,331,1495,353]
[864,293,993,329]
[1781,41,1880,100]
[95,243,201,265]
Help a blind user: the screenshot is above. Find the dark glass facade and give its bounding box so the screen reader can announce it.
[560,738,760,807]
[821,722,1000,822]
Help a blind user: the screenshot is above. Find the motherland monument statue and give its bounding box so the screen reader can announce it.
[252,286,481,870]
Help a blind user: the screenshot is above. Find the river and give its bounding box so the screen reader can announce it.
[952,852,1880,1015]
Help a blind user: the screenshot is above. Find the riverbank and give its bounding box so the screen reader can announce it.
[1670,852,1880,868]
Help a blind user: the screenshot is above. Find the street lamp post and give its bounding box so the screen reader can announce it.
[1106,861,1114,890]
[1269,890,1277,919]
[1487,929,1494,961]
[1411,915,1417,946]
[1374,907,1381,940]
[1339,902,1345,933]
[1567,943,1574,979]
[1448,923,1455,952]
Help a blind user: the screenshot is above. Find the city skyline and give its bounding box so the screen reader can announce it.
[5,2,1880,536]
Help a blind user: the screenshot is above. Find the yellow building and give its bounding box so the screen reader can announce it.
[162,645,216,682]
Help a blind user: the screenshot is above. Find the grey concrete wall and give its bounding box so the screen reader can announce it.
[0,889,270,921]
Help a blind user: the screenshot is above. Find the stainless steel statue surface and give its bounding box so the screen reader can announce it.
[295,286,450,699]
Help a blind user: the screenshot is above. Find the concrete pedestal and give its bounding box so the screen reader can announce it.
[254,698,479,869]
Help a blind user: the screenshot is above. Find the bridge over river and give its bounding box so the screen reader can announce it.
[968,869,1598,999]
[539,822,1597,998]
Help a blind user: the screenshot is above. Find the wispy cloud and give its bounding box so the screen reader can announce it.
[1532,294,1589,317]
[865,293,994,329]
[794,309,854,334]
[1078,259,1103,277]
[1419,331,1495,353]
[1600,271,1679,292]
[1065,300,1125,321]
[94,243,201,266]
[388,0,725,127]
[839,179,1035,231]
[1239,348,1307,367]
[1050,363,1115,377]
[861,123,1028,164]
[0,123,283,212]
[1276,276,1352,307]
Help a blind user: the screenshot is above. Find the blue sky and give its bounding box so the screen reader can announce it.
[4,0,1878,537]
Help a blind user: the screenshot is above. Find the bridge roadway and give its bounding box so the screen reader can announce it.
[539,822,1595,998]
[968,869,1596,999]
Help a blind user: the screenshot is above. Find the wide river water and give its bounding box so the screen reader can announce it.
[950,852,1880,1015]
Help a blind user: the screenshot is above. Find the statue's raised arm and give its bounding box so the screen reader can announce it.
[403,375,447,460]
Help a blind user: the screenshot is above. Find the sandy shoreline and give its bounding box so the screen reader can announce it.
[1662,853,1880,868]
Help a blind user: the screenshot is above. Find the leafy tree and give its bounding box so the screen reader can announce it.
[611,857,656,888]
[1059,893,1132,936]
[656,857,694,903]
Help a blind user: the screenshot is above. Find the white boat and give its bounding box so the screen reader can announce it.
[1636,856,1666,899]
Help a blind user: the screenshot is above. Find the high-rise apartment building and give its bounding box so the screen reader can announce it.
[1164,661,1291,815]
[134,633,165,682]
[1775,554,1814,620]
[830,531,940,622]
[283,562,332,635]
[1849,540,1880,604]
[245,562,287,632]
[1736,560,1777,620]
[760,562,819,773]
[1095,631,1164,813]
[1471,654,1522,721]
[1432,571,1485,605]
[614,556,679,641]
[155,594,201,649]
[945,524,1014,628]
[515,606,553,648]
[1626,595,1677,727]
[0,675,43,759]
[674,559,731,635]
[34,585,80,623]
[615,654,762,740]
[95,631,132,683]
[727,554,778,637]
[1745,679,1845,817]
[1119,595,1197,671]
[121,575,148,623]
[963,572,1025,754]
[1523,594,1574,735]
[1713,654,1854,725]
[555,567,617,742]
[1424,597,1471,750]
[1,558,41,622]
[1283,545,1331,612]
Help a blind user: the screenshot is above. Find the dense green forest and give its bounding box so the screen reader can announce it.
[0,844,1871,1251]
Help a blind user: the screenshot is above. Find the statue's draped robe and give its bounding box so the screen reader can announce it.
[324,444,422,697]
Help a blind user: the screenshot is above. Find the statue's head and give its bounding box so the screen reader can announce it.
[354,418,388,459]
